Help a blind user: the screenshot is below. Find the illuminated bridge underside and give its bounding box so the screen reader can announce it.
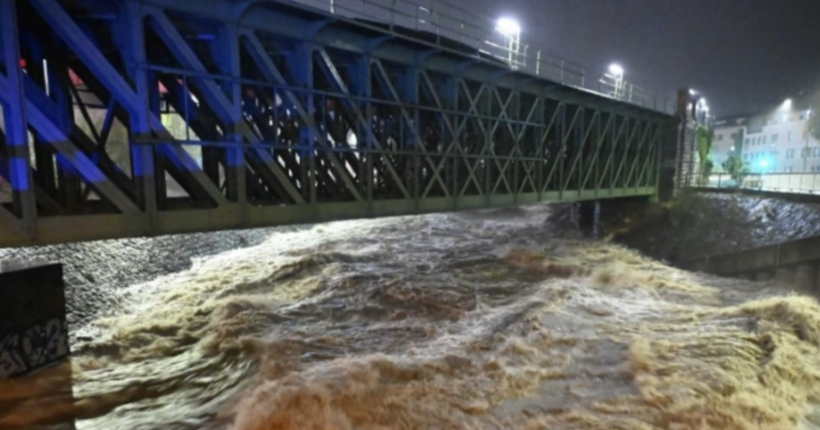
[0,0,672,247]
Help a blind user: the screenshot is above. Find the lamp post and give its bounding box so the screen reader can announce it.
[696,97,710,125]
[496,17,521,68]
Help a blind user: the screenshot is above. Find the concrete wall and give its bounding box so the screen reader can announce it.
[682,235,820,290]
[0,262,69,378]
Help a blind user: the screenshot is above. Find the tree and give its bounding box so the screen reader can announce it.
[703,158,715,179]
[722,155,749,186]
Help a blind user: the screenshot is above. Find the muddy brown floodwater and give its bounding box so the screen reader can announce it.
[2,205,820,430]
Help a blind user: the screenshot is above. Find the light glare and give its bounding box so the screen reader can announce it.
[496,17,521,36]
[608,63,624,76]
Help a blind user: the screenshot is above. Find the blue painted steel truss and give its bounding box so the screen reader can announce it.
[0,0,674,247]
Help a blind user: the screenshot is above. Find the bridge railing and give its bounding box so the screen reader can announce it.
[701,173,820,195]
[288,0,673,114]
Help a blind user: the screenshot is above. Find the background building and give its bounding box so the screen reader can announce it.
[712,116,747,172]
[712,99,817,174]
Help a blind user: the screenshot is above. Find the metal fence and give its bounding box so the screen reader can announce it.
[287,0,674,113]
[704,173,820,195]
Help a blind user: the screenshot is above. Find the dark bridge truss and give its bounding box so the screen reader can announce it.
[0,0,673,247]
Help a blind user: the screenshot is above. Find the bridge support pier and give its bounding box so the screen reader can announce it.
[576,200,602,240]
[0,261,70,378]
[0,261,75,428]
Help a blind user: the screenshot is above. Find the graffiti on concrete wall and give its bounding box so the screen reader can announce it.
[0,318,70,378]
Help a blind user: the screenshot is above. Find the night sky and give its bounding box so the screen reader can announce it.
[456,0,820,116]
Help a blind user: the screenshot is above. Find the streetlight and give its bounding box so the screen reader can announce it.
[608,63,625,100]
[496,17,521,68]
[608,63,624,77]
[783,98,793,109]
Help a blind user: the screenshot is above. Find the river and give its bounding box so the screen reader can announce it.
[2,205,820,430]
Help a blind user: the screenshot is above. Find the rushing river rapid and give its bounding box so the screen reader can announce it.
[3,205,820,430]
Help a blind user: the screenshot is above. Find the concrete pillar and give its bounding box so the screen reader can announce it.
[0,261,70,378]
[0,261,75,429]
[578,201,601,240]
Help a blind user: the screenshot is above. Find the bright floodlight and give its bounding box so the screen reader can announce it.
[496,17,521,36]
[759,158,770,168]
[608,63,624,77]
[783,98,793,109]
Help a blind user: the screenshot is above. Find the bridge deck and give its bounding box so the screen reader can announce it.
[0,0,673,247]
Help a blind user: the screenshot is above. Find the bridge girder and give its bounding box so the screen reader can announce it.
[0,0,674,247]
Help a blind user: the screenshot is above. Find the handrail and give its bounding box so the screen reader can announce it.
[286,0,673,114]
[701,172,820,195]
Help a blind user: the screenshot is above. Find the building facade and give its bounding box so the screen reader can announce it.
[712,105,818,174]
[712,116,746,173]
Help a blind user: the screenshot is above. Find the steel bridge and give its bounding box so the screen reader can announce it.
[0,0,675,248]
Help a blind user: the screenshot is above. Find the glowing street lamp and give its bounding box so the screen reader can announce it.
[496,17,521,36]
[608,63,625,100]
[783,98,793,109]
[496,17,521,68]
